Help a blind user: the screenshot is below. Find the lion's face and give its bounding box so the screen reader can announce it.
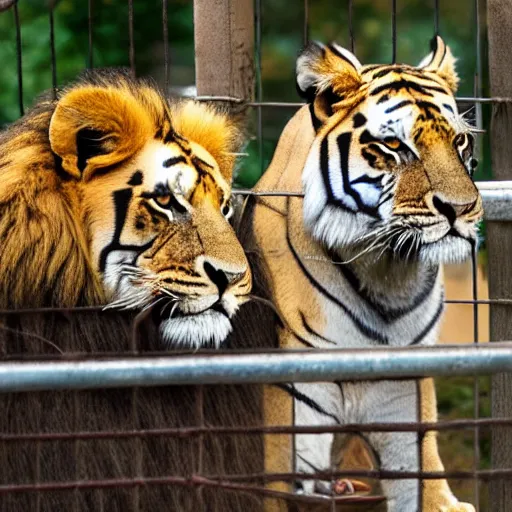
[83,133,250,348]
[48,72,251,348]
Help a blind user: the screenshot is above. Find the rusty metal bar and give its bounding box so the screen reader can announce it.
[49,5,57,98]
[162,0,169,91]
[128,0,135,75]
[87,0,93,68]
[0,467,511,497]
[1,417,512,443]
[13,1,23,116]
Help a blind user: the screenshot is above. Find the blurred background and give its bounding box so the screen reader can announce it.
[0,0,493,506]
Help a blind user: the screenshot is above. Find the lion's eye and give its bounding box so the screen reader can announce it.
[154,195,172,209]
[142,187,188,214]
[383,137,402,150]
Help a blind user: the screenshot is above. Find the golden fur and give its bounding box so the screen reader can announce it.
[0,69,265,511]
[0,70,251,351]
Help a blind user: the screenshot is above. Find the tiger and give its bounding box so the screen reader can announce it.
[244,37,481,512]
[0,68,251,347]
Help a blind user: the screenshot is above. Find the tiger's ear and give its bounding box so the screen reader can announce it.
[296,41,362,123]
[418,36,459,93]
[49,86,154,181]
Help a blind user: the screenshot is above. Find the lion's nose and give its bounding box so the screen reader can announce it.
[203,261,245,296]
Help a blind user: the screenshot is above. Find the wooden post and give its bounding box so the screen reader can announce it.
[193,0,254,101]
[487,1,512,510]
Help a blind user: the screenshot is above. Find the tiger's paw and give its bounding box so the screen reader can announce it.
[332,479,371,495]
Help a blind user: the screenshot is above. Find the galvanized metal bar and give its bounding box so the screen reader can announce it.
[233,181,512,221]
[477,181,512,220]
[1,344,512,393]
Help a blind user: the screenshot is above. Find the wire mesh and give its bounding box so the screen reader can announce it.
[0,1,510,511]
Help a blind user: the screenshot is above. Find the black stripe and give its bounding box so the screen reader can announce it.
[297,453,322,473]
[385,100,414,113]
[378,193,393,207]
[377,93,390,104]
[442,103,454,113]
[319,136,349,210]
[359,132,415,164]
[372,67,398,79]
[410,299,444,345]
[350,174,384,186]
[163,156,186,168]
[163,279,208,288]
[99,188,155,272]
[416,100,441,113]
[332,258,439,324]
[361,64,382,74]
[337,133,380,217]
[163,129,177,145]
[362,143,397,168]
[424,36,446,69]
[300,311,337,345]
[361,148,379,168]
[285,212,389,344]
[275,383,340,423]
[352,113,367,128]
[309,102,322,131]
[370,79,447,98]
[127,170,143,186]
[327,43,358,70]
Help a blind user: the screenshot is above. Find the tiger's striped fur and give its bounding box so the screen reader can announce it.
[246,37,481,512]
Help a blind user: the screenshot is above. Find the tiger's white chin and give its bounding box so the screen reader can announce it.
[159,309,233,349]
[418,236,473,265]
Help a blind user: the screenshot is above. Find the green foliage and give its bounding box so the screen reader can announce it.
[436,376,491,506]
[0,0,491,182]
[0,0,194,126]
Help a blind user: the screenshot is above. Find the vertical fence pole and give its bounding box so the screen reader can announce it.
[487,1,512,510]
[193,0,254,101]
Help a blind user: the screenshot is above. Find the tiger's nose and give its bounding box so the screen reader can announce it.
[203,261,246,296]
[431,194,478,226]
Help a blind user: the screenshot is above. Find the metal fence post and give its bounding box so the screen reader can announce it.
[193,0,254,101]
[487,1,512,510]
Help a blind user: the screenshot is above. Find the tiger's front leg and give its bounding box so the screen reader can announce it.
[293,382,343,495]
[360,379,475,512]
[417,379,475,512]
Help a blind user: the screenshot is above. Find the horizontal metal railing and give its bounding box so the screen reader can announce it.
[0,343,511,393]
[476,180,512,220]
[232,181,512,221]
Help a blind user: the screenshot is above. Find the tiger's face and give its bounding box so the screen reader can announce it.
[49,75,251,348]
[297,37,482,264]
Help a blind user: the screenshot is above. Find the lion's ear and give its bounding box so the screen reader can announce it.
[49,86,153,180]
